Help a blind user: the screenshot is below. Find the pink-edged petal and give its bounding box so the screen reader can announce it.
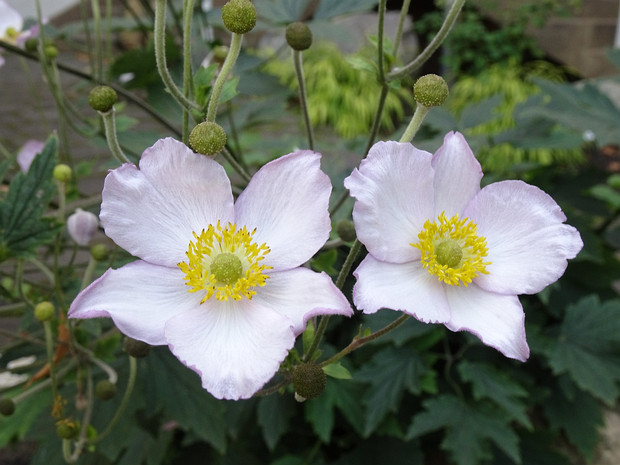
[344,141,434,263]
[69,261,197,345]
[254,268,352,334]
[165,300,296,400]
[432,132,482,217]
[444,284,529,361]
[352,254,451,323]
[101,138,234,267]
[234,151,331,270]
[464,180,583,295]
[0,2,23,36]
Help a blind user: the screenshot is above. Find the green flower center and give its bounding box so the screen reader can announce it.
[412,212,491,286]
[178,221,271,302]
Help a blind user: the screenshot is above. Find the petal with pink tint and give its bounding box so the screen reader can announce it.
[345,141,434,263]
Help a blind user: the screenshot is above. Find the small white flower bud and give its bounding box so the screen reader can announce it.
[67,209,99,246]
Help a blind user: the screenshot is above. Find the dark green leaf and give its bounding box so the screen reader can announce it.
[458,360,532,428]
[407,394,521,465]
[330,436,423,465]
[460,94,504,129]
[257,394,296,450]
[356,346,434,435]
[547,295,620,405]
[314,0,378,20]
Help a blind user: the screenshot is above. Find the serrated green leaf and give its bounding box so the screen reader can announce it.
[142,348,227,453]
[257,394,295,450]
[0,388,49,447]
[304,379,364,442]
[356,346,432,435]
[458,360,532,428]
[0,136,61,260]
[407,395,521,465]
[543,380,603,461]
[547,295,620,405]
[322,362,352,380]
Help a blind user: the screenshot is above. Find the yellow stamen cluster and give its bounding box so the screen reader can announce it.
[412,212,490,286]
[178,221,271,302]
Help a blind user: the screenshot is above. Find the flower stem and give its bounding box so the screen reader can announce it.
[399,104,430,143]
[386,0,465,82]
[320,314,411,367]
[392,0,412,59]
[182,0,196,143]
[100,109,131,164]
[154,0,200,112]
[221,146,251,183]
[90,0,103,82]
[293,49,314,150]
[206,32,243,123]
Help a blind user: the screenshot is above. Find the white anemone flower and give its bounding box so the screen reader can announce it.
[69,138,352,399]
[344,131,583,361]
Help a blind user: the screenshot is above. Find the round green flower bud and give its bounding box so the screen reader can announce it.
[413,74,449,107]
[88,86,118,113]
[292,363,326,401]
[53,164,72,183]
[44,45,58,60]
[213,45,229,64]
[95,380,117,401]
[285,22,313,51]
[90,244,109,262]
[222,0,257,34]
[123,337,151,358]
[56,419,79,440]
[34,301,55,322]
[189,122,227,155]
[24,38,39,53]
[0,398,16,416]
[335,219,356,242]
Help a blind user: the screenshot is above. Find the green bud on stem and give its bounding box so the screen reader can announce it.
[285,22,313,51]
[88,86,118,113]
[413,74,449,107]
[222,0,257,34]
[292,363,326,401]
[189,122,227,155]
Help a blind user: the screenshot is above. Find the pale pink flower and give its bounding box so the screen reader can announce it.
[67,209,99,246]
[0,2,38,67]
[69,138,352,399]
[344,132,583,361]
[16,139,45,172]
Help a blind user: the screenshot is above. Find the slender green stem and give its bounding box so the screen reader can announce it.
[293,50,314,150]
[0,138,12,160]
[90,356,137,444]
[90,0,103,82]
[43,320,59,401]
[0,303,26,317]
[206,32,243,122]
[100,109,131,164]
[303,239,363,362]
[56,179,67,222]
[399,104,430,143]
[28,258,55,285]
[363,84,389,156]
[182,0,197,142]
[377,0,387,83]
[80,256,97,290]
[392,0,412,58]
[386,0,466,82]
[154,0,200,111]
[220,146,251,183]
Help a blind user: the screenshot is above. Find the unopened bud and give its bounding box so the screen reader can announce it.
[292,363,326,401]
[90,243,109,262]
[44,44,58,59]
[88,86,118,113]
[123,337,151,358]
[0,398,16,416]
[189,122,227,155]
[34,301,55,322]
[95,380,117,401]
[222,0,257,34]
[335,219,356,242]
[285,22,312,51]
[413,74,449,107]
[56,419,79,439]
[67,209,99,246]
[53,164,72,183]
[24,38,38,53]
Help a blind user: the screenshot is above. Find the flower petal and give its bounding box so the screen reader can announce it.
[234,151,331,270]
[352,254,451,323]
[444,284,529,361]
[344,141,434,263]
[254,268,352,334]
[432,132,482,217]
[464,180,583,295]
[68,261,197,345]
[0,2,23,36]
[165,300,296,400]
[101,138,234,267]
[17,140,45,173]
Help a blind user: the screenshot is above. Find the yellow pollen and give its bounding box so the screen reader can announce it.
[178,221,271,302]
[411,212,491,286]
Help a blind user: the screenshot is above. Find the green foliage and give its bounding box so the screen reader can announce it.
[263,42,412,139]
[0,137,61,261]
